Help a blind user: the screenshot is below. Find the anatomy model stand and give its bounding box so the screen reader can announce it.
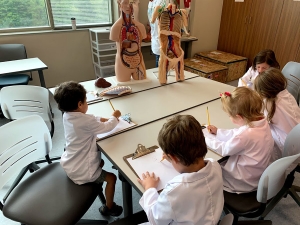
[110,0,147,83]
[151,1,188,85]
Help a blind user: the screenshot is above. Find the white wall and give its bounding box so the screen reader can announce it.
[0,0,223,88]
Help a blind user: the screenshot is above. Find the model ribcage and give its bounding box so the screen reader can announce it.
[159,11,182,58]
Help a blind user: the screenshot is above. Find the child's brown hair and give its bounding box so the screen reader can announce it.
[221,87,264,126]
[254,68,287,122]
[252,49,280,71]
[54,81,86,112]
[157,115,207,166]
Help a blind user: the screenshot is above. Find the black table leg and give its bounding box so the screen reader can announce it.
[118,172,133,217]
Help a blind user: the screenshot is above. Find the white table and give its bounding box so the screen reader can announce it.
[97,100,235,216]
[87,74,234,126]
[0,57,48,87]
[90,74,235,216]
[68,68,199,98]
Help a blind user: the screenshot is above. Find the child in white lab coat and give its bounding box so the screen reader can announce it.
[206,87,274,193]
[136,115,223,225]
[54,81,123,217]
[238,49,280,89]
[254,68,300,162]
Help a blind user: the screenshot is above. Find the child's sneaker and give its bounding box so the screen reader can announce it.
[99,202,123,217]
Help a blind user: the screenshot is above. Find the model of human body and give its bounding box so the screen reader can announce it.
[151,1,188,84]
[132,0,140,22]
[110,0,147,82]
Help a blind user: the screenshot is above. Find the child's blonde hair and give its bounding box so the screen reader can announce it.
[254,68,287,123]
[221,87,264,125]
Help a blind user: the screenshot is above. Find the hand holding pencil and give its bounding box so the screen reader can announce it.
[108,99,121,119]
[206,107,217,134]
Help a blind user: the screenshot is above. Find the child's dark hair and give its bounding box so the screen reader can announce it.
[252,49,280,71]
[157,115,207,166]
[54,81,86,112]
[254,68,287,123]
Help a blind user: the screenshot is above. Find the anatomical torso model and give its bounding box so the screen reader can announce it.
[110,0,147,82]
[151,2,188,84]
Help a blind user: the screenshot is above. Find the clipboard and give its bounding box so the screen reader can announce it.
[86,91,103,105]
[96,118,137,141]
[123,144,180,191]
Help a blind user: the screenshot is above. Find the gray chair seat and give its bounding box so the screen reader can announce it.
[3,162,107,225]
[224,191,261,214]
[0,74,30,88]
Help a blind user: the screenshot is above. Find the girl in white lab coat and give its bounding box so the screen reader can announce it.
[254,68,300,162]
[238,49,280,89]
[206,87,274,193]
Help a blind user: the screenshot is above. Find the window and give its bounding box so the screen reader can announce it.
[0,0,112,31]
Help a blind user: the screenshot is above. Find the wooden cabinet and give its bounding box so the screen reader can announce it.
[218,0,300,68]
[217,0,251,56]
[273,0,300,68]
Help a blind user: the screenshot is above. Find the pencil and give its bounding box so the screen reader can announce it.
[241,78,247,87]
[108,99,115,111]
[206,107,211,126]
[160,158,165,162]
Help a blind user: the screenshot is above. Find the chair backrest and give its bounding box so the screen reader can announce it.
[0,85,52,124]
[283,123,300,157]
[257,152,300,203]
[0,44,27,62]
[281,61,300,105]
[219,214,234,225]
[0,115,52,190]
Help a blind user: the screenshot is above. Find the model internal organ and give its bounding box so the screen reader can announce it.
[119,4,145,80]
[110,0,147,82]
[151,3,188,84]
[99,86,132,96]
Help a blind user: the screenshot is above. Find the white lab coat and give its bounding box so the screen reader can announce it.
[205,118,273,193]
[148,0,169,55]
[265,89,300,162]
[238,67,258,89]
[61,112,118,184]
[139,160,224,225]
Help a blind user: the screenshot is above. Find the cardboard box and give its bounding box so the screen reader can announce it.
[184,58,228,83]
[194,50,247,82]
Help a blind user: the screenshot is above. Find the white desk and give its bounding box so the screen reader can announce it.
[97,100,235,216]
[0,57,48,87]
[87,75,235,126]
[90,75,235,216]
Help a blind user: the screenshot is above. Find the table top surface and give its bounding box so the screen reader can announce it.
[88,71,236,194]
[87,75,234,125]
[97,100,236,194]
[49,68,199,97]
[0,57,48,75]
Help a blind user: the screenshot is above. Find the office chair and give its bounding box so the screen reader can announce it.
[0,115,108,225]
[281,61,300,105]
[0,44,32,88]
[258,124,300,220]
[0,85,58,202]
[223,152,300,224]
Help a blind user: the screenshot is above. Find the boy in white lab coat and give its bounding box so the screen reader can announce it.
[137,115,224,225]
[206,87,274,194]
[254,68,300,162]
[54,81,123,217]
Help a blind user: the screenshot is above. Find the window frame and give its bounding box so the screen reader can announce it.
[0,0,114,34]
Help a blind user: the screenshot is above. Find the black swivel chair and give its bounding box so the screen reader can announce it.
[0,115,108,225]
[0,44,32,88]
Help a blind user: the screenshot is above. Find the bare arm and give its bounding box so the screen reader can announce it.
[151,6,162,24]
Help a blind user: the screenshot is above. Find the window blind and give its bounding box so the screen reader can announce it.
[50,0,112,27]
